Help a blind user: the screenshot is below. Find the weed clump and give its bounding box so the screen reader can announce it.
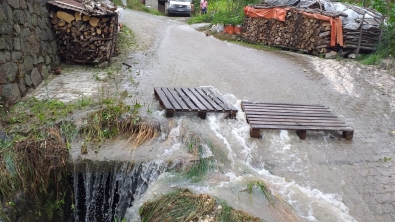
[0,127,68,198]
[140,189,262,222]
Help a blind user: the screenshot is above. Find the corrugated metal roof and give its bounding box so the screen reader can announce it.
[47,0,115,16]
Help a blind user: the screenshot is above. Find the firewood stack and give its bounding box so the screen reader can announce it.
[242,10,332,55]
[51,10,117,64]
[343,27,381,51]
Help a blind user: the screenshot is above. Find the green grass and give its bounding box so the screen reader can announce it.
[113,0,162,15]
[139,189,262,222]
[117,25,137,53]
[189,0,260,25]
[181,133,223,182]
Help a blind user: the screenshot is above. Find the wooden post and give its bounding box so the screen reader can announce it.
[296,130,307,139]
[250,128,261,138]
[342,131,354,140]
[198,111,207,119]
[166,110,174,118]
[355,12,366,57]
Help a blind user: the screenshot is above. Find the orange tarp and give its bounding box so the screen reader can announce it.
[244,6,290,21]
[300,11,343,46]
[244,6,343,46]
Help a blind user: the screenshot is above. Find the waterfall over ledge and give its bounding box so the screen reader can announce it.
[71,160,168,221]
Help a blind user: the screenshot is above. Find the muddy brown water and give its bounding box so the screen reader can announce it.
[30,9,395,222]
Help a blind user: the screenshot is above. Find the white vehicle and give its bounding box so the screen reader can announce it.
[165,0,192,17]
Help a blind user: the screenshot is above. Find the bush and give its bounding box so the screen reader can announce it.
[189,0,260,25]
[358,0,395,63]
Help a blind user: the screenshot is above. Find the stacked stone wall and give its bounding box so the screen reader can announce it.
[0,0,60,103]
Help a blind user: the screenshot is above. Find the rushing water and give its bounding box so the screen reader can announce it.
[71,161,167,221]
[119,91,358,221]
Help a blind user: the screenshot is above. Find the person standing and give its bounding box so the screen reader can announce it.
[201,0,207,14]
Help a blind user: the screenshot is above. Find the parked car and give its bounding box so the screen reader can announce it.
[165,0,192,16]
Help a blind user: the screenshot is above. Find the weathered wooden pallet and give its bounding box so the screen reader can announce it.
[241,101,354,140]
[154,87,238,119]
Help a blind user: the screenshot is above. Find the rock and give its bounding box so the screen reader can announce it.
[41,65,49,78]
[35,27,41,37]
[30,13,36,27]
[28,34,40,54]
[26,2,33,14]
[97,61,108,68]
[348,54,356,59]
[41,28,54,41]
[34,2,41,15]
[210,24,224,33]
[325,51,337,59]
[23,56,34,72]
[1,83,20,102]
[0,4,5,22]
[0,38,6,50]
[0,62,18,82]
[40,41,51,54]
[20,0,27,10]
[18,80,26,95]
[5,0,20,9]
[20,27,30,39]
[0,22,13,34]
[13,37,21,50]
[13,24,20,34]
[45,55,51,65]
[24,10,32,28]
[38,56,44,64]
[0,51,10,63]
[11,51,22,62]
[32,54,38,65]
[24,73,33,86]
[50,40,57,54]
[2,2,13,22]
[30,68,42,87]
[17,64,25,79]
[13,9,24,25]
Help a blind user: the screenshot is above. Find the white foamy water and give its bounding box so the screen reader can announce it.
[124,92,357,222]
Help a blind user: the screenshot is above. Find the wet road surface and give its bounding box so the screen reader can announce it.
[31,9,395,222]
[119,10,395,222]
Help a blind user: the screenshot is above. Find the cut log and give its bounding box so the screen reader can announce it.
[89,17,100,27]
[101,17,110,22]
[58,20,66,27]
[83,15,90,21]
[57,11,75,23]
[75,12,82,21]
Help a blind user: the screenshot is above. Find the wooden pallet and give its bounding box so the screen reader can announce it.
[154,87,238,119]
[241,101,354,140]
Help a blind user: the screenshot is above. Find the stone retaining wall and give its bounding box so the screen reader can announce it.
[0,0,60,103]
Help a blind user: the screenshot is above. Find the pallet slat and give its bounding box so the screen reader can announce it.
[242,101,353,140]
[174,88,199,111]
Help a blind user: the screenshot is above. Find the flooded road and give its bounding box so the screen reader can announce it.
[31,8,395,222]
[119,10,395,222]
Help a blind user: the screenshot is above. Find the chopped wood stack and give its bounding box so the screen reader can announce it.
[51,10,118,64]
[242,10,332,55]
[343,26,381,51]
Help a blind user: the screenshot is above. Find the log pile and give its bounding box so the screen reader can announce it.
[242,10,332,55]
[51,10,118,64]
[343,27,381,51]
